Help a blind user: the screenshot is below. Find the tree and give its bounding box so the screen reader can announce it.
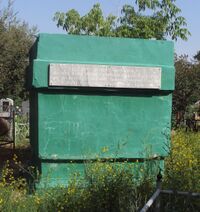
[116,4,166,39]
[54,4,116,37]
[0,0,36,104]
[172,55,200,126]
[134,0,190,40]
[194,51,200,62]
[53,1,190,40]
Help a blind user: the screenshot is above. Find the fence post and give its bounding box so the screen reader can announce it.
[155,170,162,212]
[12,110,15,150]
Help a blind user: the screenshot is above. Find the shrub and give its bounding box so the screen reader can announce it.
[162,130,200,211]
[0,157,158,212]
[164,130,200,192]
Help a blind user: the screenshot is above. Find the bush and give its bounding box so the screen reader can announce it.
[33,160,157,211]
[0,157,158,212]
[162,130,200,211]
[2,130,200,211]
[57,160,156,211]
[164,130,200,192]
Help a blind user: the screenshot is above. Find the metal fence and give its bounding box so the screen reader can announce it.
[140,173,200,212]
[15,120,29,146]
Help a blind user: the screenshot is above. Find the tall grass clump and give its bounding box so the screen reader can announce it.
[35,159,159,211]
[162,130,200,211]
[2,130,199,211]
[164,130,200,192]
[0,156,159,212]
[72,160,157,211]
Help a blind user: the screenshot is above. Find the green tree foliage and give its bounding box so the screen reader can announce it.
[194,51,200,62]
[135,0,190,40]
[54,4,116,37]
[173,55,200,125]
[0,0,36,103]
[116,5,166,39]
[53,1,190,40]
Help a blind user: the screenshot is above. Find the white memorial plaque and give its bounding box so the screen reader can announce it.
[49,64,161,89]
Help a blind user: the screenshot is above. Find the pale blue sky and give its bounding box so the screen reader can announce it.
[2,0,199,58]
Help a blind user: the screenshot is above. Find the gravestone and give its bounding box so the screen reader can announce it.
[29,34,175,186]
[0,98,15,148]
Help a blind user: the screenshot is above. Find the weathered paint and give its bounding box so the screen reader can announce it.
[33,60,174,90]
[32,34,174,90]
[49,64,162,89]
[29,33,175,187]
[38,92,172,159]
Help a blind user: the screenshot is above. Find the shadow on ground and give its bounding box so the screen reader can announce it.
[0,142,33,180]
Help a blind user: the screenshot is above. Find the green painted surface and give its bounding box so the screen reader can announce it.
[33,60,174,90]
[31,33,174,90]
[36,34,173,66]
[39,160,164,188]
[38,92,172,159]
[29,33,175,186]
[38,163,85,187]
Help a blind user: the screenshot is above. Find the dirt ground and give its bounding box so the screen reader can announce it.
[0,142,32,178]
